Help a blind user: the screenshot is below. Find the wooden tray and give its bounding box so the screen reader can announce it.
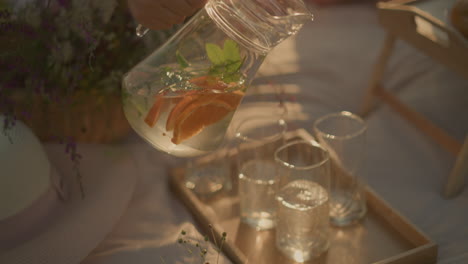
[169,129,438,264]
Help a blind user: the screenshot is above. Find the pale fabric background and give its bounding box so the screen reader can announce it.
[68,2,467,264]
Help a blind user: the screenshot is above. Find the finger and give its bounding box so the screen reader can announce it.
[155,5,185,25]
[151,20,174,30]
[185,0,208,10]
[133,11,175,30]
[129,2,184,30]
[161,0,195,17]
[139,16,174,30]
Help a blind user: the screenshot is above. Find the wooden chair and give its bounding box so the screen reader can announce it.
[361,0,468,198]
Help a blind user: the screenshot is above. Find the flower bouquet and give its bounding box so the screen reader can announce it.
[0,0,176,143]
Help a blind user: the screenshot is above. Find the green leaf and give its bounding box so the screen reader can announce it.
[223,40,242,74]
[208,64,224,76]
[175,50,189,68]
[223,39,241,62]
[223,72,241,83]
[205,43,224,65]
[225,58,242,74]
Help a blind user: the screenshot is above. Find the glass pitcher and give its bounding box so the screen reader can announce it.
[122,0,312,157]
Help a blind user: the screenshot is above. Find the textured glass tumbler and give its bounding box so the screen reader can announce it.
[185,143,231,198]
[235,116,287,230]
[313,111,367,227]
[274,140,331,262]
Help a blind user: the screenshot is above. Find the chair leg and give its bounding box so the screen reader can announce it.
[443,135,468,198]
[360,33,396,117]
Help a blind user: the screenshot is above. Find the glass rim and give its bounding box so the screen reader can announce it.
[235,116,287,143]
[274,139,329,170]
[313,111,367,140]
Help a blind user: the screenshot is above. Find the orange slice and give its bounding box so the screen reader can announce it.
[215,90,244,108]
[166,90,244,131]
[171,99,233,145]
[167,76,229,131]
[171,91,244,145]
[144,93,165,128]
[166,93,201,131]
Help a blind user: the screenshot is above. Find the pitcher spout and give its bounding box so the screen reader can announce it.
[256,0,313,35]
[268,0,314,20]
[206,0,313,54]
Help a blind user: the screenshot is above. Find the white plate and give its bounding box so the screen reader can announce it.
[0,144,137,264]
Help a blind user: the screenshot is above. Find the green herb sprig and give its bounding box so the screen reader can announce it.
[205,39,244,83]
[175,39,245,84]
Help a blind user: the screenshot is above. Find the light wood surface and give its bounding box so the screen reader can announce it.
[169,129,438,264]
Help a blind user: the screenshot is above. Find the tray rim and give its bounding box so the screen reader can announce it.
[169,129,438,264]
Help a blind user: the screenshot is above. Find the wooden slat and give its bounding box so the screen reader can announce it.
[366,188,431,246]
[378,244,438,264]
[377,2,468,80]
[444,135,468,198]
[361,34,397,117]
[375,85,461,156]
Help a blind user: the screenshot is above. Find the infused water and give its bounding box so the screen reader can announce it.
[276,179,330,261]
[123,65,245,157]
[122,0,312,157]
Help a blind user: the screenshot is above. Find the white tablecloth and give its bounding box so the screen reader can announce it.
[73,3,468,264]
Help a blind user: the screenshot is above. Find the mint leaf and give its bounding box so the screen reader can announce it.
[223,72,241,83]
[225,58,242,74]
[176,50,189,68]
[223,40,241,62]
[205,43,224,65]
[205,40,244,83]
[223,40,242,74]
[208,65,224,76]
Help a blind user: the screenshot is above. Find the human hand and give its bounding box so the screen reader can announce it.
[128,0,208,30]
[451,0,468,39]
[305,0,378,6]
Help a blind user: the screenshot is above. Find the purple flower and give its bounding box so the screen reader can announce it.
[0,9,11,19]
[56,0,70,8]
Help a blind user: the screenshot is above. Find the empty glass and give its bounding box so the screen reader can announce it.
[274,140,331,261]
[313,111,367,227]
[235,115,287,230]
[185,142,232,197]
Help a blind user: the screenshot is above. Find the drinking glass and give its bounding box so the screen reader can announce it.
[235,115,287,230]
[313,111,367,227]
[184,142,232,198]
[274,140,331,262]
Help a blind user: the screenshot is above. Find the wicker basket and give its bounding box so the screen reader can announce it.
[9,91,132,143]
